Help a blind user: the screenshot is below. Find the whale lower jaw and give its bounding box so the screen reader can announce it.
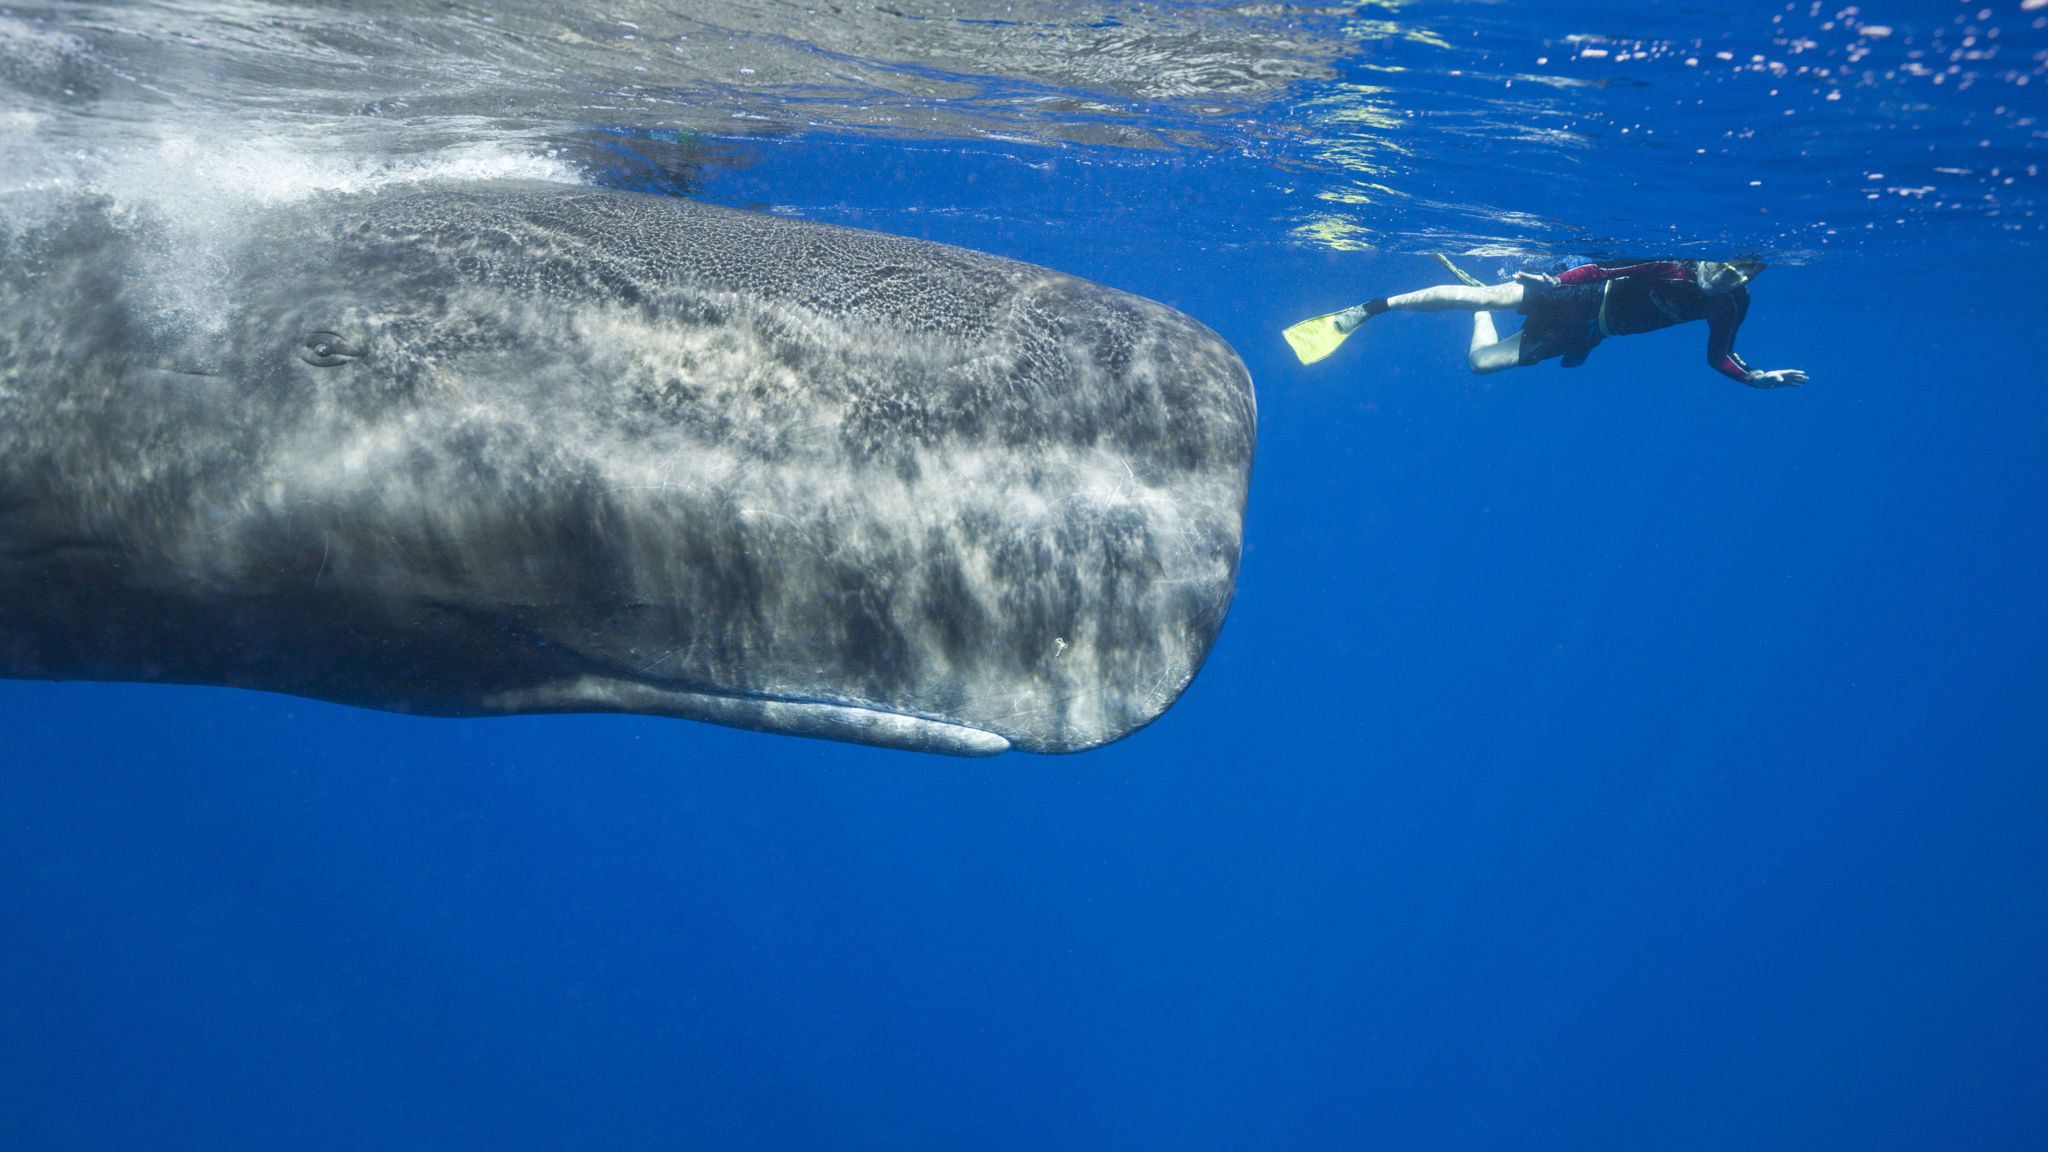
[479,675,1012,757]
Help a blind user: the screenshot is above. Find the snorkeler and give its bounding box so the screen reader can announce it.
[1285,255,1808,388]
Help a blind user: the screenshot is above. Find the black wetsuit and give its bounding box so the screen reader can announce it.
[1517,261,1754,382]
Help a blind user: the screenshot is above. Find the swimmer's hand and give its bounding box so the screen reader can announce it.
[1513,270,1558,288]
[1746,368,1808,388]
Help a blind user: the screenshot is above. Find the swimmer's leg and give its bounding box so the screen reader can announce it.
[1293,280,1527,367]
[1382,282,1524,313]
[1468,330,1523,375]
[1470,307,1499,353]
[1466,308,1522,373]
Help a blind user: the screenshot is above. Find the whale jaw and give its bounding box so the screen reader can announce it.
[480,675,1013,756]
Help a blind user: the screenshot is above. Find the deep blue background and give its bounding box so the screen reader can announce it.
[5,10,2048,1149]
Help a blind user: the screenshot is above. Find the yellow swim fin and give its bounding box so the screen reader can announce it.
[1432,252,1486,288]
[1282,309,1360,365]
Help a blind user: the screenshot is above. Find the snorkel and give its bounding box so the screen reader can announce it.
[1699,257,1766,294]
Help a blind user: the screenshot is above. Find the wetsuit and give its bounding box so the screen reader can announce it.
[1516,260,1753,382]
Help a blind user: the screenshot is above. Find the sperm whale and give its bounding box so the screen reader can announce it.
[0,184,1255,754]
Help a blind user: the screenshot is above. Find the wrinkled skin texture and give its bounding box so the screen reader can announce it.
[0,184,1254,754]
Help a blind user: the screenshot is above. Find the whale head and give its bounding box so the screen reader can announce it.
[4,183,1255,754]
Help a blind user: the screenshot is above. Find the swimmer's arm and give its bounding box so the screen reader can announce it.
[1708,291,1754,383]
[1714,351,1757,383]
[1707,291,1805,385]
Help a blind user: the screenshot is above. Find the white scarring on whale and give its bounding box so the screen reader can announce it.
[0,183,1255,754]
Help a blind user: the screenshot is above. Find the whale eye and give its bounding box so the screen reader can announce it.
[299,331,362,368]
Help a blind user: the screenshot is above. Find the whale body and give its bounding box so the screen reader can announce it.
[0,184,1255,754]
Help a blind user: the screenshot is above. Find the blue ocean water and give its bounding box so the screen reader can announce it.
[3,2,2046,1148]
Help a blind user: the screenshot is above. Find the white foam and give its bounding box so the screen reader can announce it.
[101,131,582,212]
[2,120,583,342]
